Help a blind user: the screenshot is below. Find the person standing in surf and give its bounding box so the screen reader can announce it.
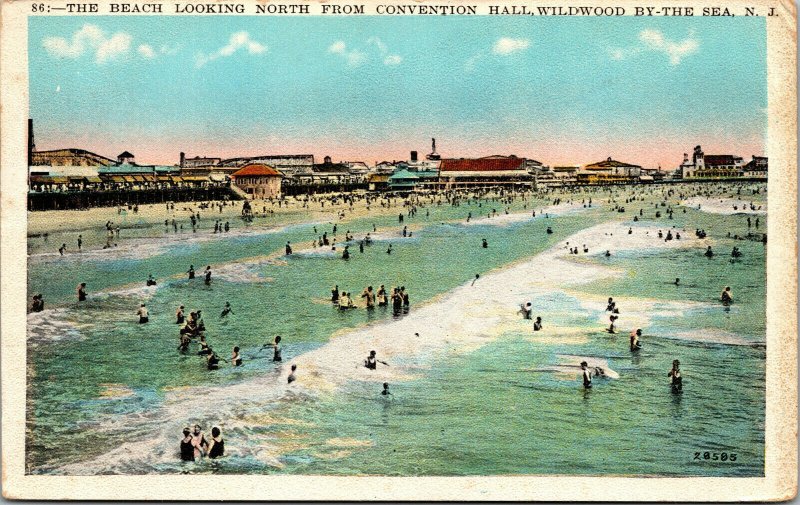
[581,361,593,388]
[180,427,195,462]
[77,282,87,302]
[207,427,224,459]
[630,328,642,351]
[721,286,733,305]
[204,266,212,286]
[365,350,388,370]
[191,425,209,459]
[136,303,149,324]
[668,360,683,393]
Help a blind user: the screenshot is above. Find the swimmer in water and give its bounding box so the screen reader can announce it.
[482,238,488,248]
[674,278,680,286]
[581,361,592,388]
[204,266,212,285]
[668,359,682,393]
[519,302,532,320]
[630,328,642,351]
[136,303,149,324]
[198,336,211,355]
[288,364,297,383]
[365,350,388,370]
[176,305,185,324]
[720,286,733,305]
[231,346,242,367]
[533,316,543,331]
[220,302,233,318]
[180,427,195,461]
[77,282,87,302]
[331,285,340,305]
[272,335,283,362]
[191,424,208,459]
[382,382,391,396]
[187,265,195,279]
[207,427,224,459]
[146,274,157,287]
[704,246,714,258]
[285,241,293,255]
[207,351,220,370]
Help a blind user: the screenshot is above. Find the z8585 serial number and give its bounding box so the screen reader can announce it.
[693,452,737,462]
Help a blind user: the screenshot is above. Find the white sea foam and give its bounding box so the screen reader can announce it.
[682,197,767,216]
[460,202,585,227]
[47,220,750,475]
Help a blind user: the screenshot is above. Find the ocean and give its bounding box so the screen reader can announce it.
[25,185,766,476]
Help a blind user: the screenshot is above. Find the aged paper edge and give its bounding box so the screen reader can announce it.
[0,0,796,500]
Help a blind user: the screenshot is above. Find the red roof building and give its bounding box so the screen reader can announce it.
[230,164,282,199]
[437,156,532,188]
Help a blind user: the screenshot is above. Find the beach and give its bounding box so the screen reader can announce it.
[25,182,767,476]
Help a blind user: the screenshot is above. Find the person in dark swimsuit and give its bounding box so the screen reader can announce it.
[287,364,297,383]
[176,305,185,324]
[331,285,340,305]
[220,302,233,318]
[180,428,195,461]
[365,350,388,370]
[581,361,592,388]
[533,316,543,331]
[77,282,87,302]
[197,336,211,355]
[272,336,283,362]
[187,265,195,279]
[204,266,212,285]
[382,382,391,396]
[231,346,242,367]
[668,359,683,393]
[207,427,224,459]
[207,351,220,370]
[630,329,642,351]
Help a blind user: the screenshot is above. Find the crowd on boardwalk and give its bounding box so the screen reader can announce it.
[29,181,767,463]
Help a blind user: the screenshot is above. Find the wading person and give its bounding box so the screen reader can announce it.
[207,427,224,459]
[136,303,149,324]
[668,359,683,393]
[180,427,195,462]
[77,282,87,302]
[581,361,592,389]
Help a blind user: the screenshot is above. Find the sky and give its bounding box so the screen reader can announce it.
[29,15,767,167]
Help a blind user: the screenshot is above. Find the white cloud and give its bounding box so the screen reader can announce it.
[328,40,367,67]
[610,29,699,65]
[137,44,156,59]
[43,24,132,64]
[383,54,402,66]
[639,29,698,65]
[492,37,530,55]
[196,31,268,68]
[328,40,347,55]
[330,38,402,67]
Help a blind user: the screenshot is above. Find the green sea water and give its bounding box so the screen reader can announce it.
[25,184,767,476]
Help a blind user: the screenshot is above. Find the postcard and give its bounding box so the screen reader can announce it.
[1,0,796,500]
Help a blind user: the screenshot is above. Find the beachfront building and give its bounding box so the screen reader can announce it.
[387,169,440,192]
[742,155,768,179]
[577,157,642,185]
[437,156,533,189]
[298,156,357,185]
[180,153,222,169]
[367,172,391,191]
[230,163,283,199]
[679,145,744,179]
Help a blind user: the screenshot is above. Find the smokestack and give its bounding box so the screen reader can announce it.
[180,152,185,168]
[410,151,418,162]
